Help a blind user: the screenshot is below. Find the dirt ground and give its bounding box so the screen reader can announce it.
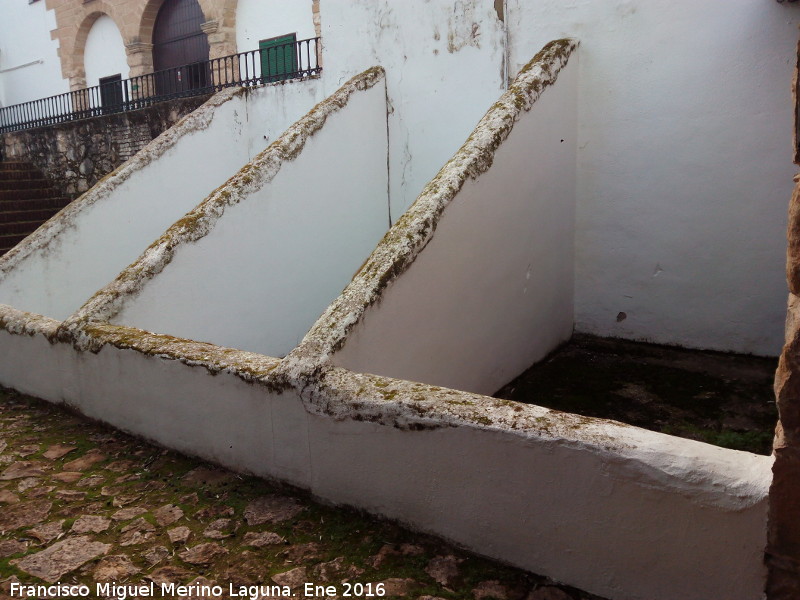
[0,386,605,600]
[495,334,778,455]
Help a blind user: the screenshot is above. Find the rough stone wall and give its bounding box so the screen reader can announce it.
[768,174,800,599]
[1,95,209,197]
[766,35,800,600]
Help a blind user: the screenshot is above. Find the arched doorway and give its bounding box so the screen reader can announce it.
[152,0,210,95]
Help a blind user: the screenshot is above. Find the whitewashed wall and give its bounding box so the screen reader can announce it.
[110,81,389,358]
[83,15,129,88]
[319,0,506,221]
[332,56,578,396]
[504,0,800,356]
[319,0,800,356]
[0,78,325,320]
[0,311,773,600]
[0,0,68,107]
[235,0,316,52]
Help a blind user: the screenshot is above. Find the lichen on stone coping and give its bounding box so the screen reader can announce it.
[0,305,766,509]
[60,66,387,351]
[306,367,770,510]
[0,87,244,278]
[310,366,612,436]
[0,304,60,339]
[279,39,578,383]
[81,323,281,382]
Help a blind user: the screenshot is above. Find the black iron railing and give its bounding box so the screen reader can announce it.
[0,37,321,134]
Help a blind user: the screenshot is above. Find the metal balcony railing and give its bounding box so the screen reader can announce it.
[0,37,321,134]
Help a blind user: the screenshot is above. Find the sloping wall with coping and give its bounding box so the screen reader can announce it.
[66,68,389,358]
[0,46,775,600]
[317,0,800,358]
[0,76,325,321]
[328,43,577,395]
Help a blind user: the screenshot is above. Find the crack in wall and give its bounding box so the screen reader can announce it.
[279,39,579,386]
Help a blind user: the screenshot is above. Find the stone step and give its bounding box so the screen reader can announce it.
[0,162,68,256]
[0,220,44,236]
[0,169,44,181]
[0,187,59,200]
[0,197,71,212]
[0,232,29,255]
[0,161,35,171]
[0,178,52,191]
[0,208,61,224]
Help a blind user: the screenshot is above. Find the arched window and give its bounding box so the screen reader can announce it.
[152,0,210,95]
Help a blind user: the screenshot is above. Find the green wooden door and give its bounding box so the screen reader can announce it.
[260,34,298,82]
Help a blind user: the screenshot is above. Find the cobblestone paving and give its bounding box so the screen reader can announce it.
[0,387,604,600]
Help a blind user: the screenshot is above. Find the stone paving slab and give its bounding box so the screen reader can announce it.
[0,386,605,600]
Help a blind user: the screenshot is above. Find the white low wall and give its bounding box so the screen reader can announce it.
[96,71,389,358]
[308,42,577,395]
[0,77,325,321]
[0,306,772,600]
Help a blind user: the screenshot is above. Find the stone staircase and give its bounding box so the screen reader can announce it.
[0,161,71,257]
